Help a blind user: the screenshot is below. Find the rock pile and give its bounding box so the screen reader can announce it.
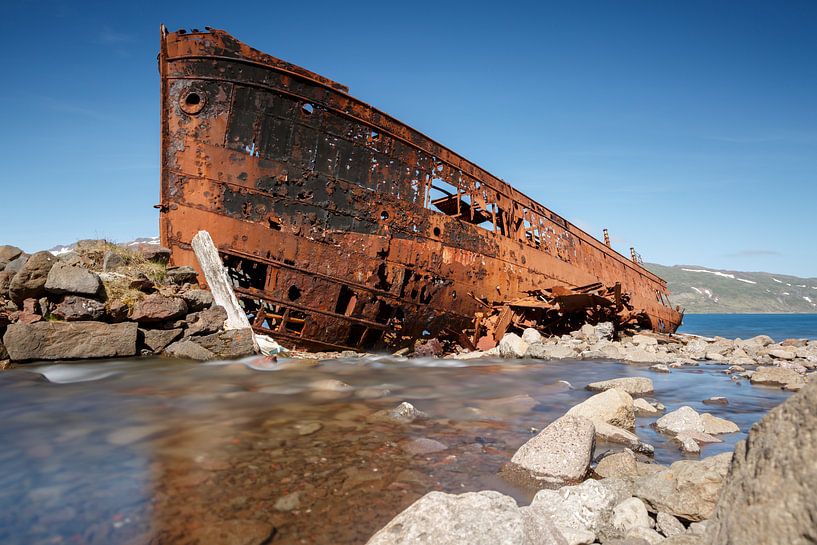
[0,241,256,365]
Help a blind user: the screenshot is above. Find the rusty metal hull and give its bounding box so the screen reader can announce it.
[159,27,683,352]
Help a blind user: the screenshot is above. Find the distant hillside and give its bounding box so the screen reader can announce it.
[646,263,817,313]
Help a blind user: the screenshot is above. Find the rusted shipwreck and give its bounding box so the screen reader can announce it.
[159,27,683,352]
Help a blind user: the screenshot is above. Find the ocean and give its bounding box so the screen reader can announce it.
[679,313,817,341]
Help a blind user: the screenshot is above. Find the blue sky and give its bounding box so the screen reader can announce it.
[1,1,815,276]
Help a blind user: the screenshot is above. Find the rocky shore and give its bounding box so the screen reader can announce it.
[0,241,257,366]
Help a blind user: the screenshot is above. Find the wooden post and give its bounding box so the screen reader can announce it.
[191,230,259,351]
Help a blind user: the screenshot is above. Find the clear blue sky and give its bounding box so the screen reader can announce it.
[1,1,815,276]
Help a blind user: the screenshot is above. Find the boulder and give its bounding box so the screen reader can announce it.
[525,478,633,544]
[163,339,215,360]
[180,288,214,312]
[673,433,701,454]
[8,251,56,303]
[52,295,106,321]
[632,334,658,347]
[140,328,183,353]
[703,381,817,545]
[499,333,529,358]
[185,305,228,337]
[365,490,567,545]
[682,338,710,359]
[0,245,23,269]
[192,328,255,359]
[656,512,686,538]
[767,348,795,360]
[0,271,12,295]
[750,366,805,388]
[586,377,654,395]
[612,497,652,533]
[165,265,198,285]
[634,452,732,521]
[139,245,171,264]
[3,253,29,274]
[3,321,138,361]
[414,338,444,357]
[506,415,595,487]
[129,294,188,323]
[102,251,126,272]
[595,450,638,479]
[625,527,665,544]
[527,343,579,360]
[521,327,543,344]
[700,413,739,435]
[567,388,635,429]
[633,398,662,416]
[655,406,704,435]
[595,422,655,455]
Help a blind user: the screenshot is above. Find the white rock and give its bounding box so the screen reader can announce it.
[594,422,654,455]
[632,334,658,346]
[626,526,665,545]
[611,497,652,532]
[586,377,654,395]
[700,413,739,434]
[633,398,662,416]
[656,512,685,537]
[499,333,529,358]
[521,328,543,345]
[567,388,635,429]
[751,366,805,388]
[655,406,704,435]
[595,450,638,479]
[509,415,595,486]
[768,348,795,360]
[527,343,579,360]
[651,363,670,373]
[673,433,701,454]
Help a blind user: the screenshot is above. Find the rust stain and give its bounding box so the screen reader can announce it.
[158,26,683,352]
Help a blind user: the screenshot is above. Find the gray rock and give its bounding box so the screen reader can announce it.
[702,397,728,405]
[52,296,106,321]
[655,406,704,435]
[612,497,652,532]
[507,415,595,487]
[45,261,102,296]
[129,294,188,323]
[192,328,255,359]
[703,381,817,545]
[750,366,805,388]
[626,527,664,545]
[595,422,655,455]
[102,251,126,272]
[567,388,635,430]
[274,491,301,512]
[184,305,227,336]
[366,490,567,545]
[499,333,529,358]
[140,328,183,353]
[3,321,138,361]
[3,253,29,274]
[371,402,428,424]
[165,265,198,285]
[634,452,732,521]
[8,251,56,303]
[527,342,579,360]
[587,377,654,395]
[595,450,639,479]
[0,245,23,269]
[656,512,686,537]
[163,339,216,360]
[139,245,171,264]
[180,288,214,312]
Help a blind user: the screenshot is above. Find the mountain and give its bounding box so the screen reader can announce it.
[645,263,817,314]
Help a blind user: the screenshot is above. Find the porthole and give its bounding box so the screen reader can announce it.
[433,226,441,237]
[179,90,205,115]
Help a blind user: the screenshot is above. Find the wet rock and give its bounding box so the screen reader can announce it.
[52,295,106,321]
[0,245,23,269]
[130,293,188,323]
[192,328,255,359]
[634,452,732,521]
[499,333,528,358]
[402,437,448,455]
[700,413,739,434]
[366,490,567,545]
[656,511,685,537]
[525,478,633,544]
[139,245,171,264]
[187,520,275,545]
[371,402,427,424]
[180,288,214,312]
[587,377,653,395]
[414,338,444,357]
[651,364,670,373]
[633,398,662,416]
[655,406,704,435]
[750,366,805,388]
[595,422,654,455]
[506,415,595,486]
[479,394,540,416]
[612,497,652,533]
[702,397,728,405]
[567,388,635,430]
[595,449,638,479]
[163,339,216,360]
[274,491,301,511]
[8,251,56,303]
[139,327,183,353]
[3,321,138,361]
[185,305,228,337]
[703,381,817,545]
[294,422,322,435]
[165,265,198,285]
[527,342,579,360]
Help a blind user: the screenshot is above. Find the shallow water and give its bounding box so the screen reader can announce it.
[0,355,791,545]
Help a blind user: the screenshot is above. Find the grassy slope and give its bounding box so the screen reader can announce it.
[645,263,817,314]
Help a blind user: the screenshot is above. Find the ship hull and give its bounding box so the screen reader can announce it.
[159,28,682,351]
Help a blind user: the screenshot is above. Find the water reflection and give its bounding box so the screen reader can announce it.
[0,356,791,544]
